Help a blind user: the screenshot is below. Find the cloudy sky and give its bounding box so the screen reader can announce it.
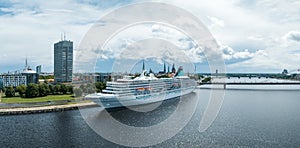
[0,0,300,73]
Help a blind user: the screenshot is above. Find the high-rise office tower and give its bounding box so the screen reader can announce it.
[54,36,73,83]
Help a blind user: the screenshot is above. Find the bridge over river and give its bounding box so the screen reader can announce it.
[198,82,300,89]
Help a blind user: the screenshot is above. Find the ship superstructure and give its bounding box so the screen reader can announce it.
[85,66,196,108]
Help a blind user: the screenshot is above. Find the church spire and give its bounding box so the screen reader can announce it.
[142,60,145,71]
[149,68,153,73]
[171,64,176,73]
[163,61,166,73]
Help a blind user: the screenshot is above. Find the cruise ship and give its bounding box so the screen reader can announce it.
[85,66,196,108]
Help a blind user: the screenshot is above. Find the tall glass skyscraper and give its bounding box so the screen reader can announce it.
[54,39,73,83]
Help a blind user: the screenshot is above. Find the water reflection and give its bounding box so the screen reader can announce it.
[84,92,196,127]
[79,92,199,147]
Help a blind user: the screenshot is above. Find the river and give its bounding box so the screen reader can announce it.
[1,88,300,147]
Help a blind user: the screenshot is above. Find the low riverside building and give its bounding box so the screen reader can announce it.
[73,73,123,84]
[1,71,38,88]
[0,58,38,88]
[95,73,111,82]
[1,73,27,88]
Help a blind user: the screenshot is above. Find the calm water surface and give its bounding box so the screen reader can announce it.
[1,89,300,147]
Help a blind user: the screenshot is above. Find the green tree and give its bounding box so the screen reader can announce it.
[86,83,95,94]
[95,82,106,92]
[79,84,86,93]
[38,83,49,97]
[73,88,83,98]
[48,84,54,95]
[67,85,73,94]
[39,75,54,79]
[5,86,15,97]
[25,83,39,98]
[60,84,68,94]
[201,77,212,83]
[54,84,61,95]
[16,84,26,98]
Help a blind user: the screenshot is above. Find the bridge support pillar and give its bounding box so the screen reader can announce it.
[223,84,226,89]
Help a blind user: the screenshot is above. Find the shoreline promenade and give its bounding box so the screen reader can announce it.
[0,102,98,115]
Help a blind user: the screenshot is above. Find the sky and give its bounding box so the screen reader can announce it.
[0,0,300,73]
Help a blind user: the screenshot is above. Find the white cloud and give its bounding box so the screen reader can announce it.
[103,24,202,62]
[151,24,168,33]
[232,49,254,59]
[160,0,300,72]
[0,0,106,72]
[284,31,300,42]
[227,33,299,72]
[183,47,205,63]
[220,45,266,61]
[207,16,225,28]
[1,0,300,73]
[248,35,264,41]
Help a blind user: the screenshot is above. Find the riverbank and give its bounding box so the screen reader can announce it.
[0,95,74,103]
[0,102,98,116]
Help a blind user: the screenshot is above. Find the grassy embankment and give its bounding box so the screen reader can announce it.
[1,95,75,104]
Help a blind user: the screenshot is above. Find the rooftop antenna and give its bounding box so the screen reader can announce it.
[25,56,28,68]
[61,33,63,41]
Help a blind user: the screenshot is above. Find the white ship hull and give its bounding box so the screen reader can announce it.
[86,86,195,108]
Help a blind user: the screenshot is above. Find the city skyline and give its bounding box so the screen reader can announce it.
[0,0,299,73]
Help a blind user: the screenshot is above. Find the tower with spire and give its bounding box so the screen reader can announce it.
[171,64,176,74]
[142,60,145,71]
[163,61,166,73]
[149,68,153,74]
[22,57,38,85]
[24,57,32,71]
